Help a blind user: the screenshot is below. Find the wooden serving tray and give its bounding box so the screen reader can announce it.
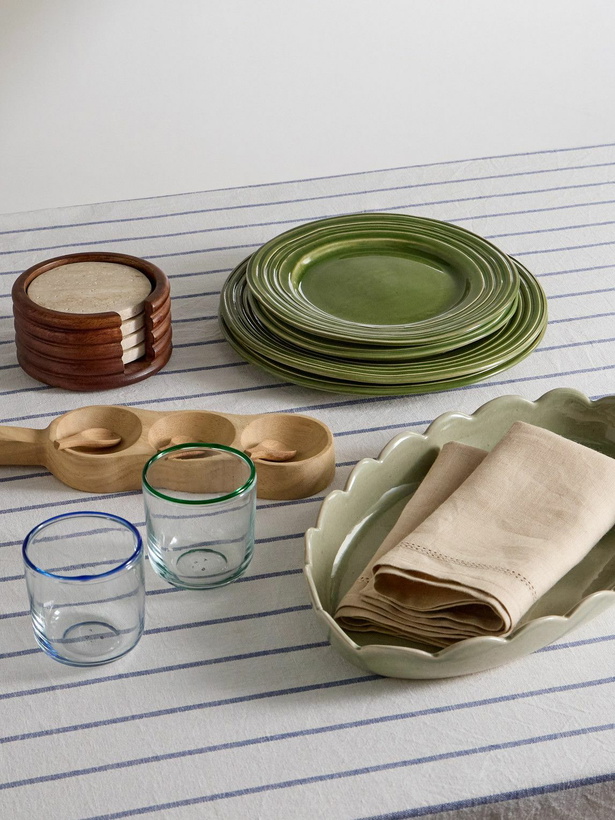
[0,405,335,500]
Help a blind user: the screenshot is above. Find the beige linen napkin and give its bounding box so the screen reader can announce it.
[336,421,615,647]
[334,440,487,630]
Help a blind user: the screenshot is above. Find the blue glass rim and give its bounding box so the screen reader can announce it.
[142,442,256,506]
[22,511,143,581]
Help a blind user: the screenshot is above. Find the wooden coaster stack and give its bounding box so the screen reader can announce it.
[12,252,172,391]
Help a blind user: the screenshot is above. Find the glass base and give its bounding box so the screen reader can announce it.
[176,548,229,577]
[149,548,253,590]
[33,619,143,666]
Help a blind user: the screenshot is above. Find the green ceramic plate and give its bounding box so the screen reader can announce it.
[219,257,546,387]
[259,227,492,332]
[219,312,546,396]
[249,282,520,362]
[305,389,615,678]
[246,213,519,347]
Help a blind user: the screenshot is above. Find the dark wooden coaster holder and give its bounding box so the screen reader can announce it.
[12,251,172,391]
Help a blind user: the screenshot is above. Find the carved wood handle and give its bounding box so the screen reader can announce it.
[0,426,45,466]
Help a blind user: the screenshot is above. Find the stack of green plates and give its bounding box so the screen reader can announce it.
[219,213,547,396]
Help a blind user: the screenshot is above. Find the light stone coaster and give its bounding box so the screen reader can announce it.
[120,312,145,336]
[120,327,146,350]
[121,342,146,364]
[27,262,152,320]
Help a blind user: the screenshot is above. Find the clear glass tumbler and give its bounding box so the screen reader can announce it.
[142,443,257,589]
[22,511,145,666]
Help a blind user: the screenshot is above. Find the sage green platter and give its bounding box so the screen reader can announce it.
[304,389,615,679]
[220,257,546,386]
[246,213,519,348]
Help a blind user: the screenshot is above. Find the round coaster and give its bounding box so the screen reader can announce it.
[120,312,145,336]
[13,251,172,390]
[120,327,146,350]
[27,262,152,320]
[122,342,146,364]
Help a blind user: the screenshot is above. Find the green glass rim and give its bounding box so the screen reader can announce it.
[142,443,257,505]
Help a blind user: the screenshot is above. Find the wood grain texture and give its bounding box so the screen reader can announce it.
[13,305,124,345]
[144,324,172,360]
[0,405,335,499]
[148,311,172,343]
[16,348,173,391]
[16,341,128,376]
[17,328,127,361]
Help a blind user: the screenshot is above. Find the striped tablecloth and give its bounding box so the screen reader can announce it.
[2,142,615,819]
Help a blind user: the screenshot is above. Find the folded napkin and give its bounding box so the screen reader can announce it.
[335,422,615,646]
[335,440,486,626]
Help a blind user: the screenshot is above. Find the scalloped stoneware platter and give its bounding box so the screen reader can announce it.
[304,389,615,678]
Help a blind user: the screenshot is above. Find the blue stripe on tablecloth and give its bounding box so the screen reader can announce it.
[0,324,609,393]
[2,675,615,793]
[0,488,325,521]
[549,310,615,322]
[491,219,615,238]
[3,208,615,264]
[57,721,615,818]
[4,208,615,260]
[0,593,312,623]
[1,291,613,402]
[0,560,303,590]
[2,360,615,433]
[3,190,615,243]
[539,263,614,277]
[0,665,614,753]
[0,642,332,701]
[1,145,613,235]
[0,674,379,745]
[1,165,615,260]
[0,529,305,554]
[170,288,220,298]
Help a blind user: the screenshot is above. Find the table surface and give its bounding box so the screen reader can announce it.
[2,142,615,819]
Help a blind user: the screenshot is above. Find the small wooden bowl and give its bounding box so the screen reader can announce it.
[12,252,172,391]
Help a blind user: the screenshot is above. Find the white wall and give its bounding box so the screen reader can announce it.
[1,0,614,214]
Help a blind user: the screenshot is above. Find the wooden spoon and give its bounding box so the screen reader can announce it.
[54,427,122,451]
[245,439,297,462]
[163,436,213,460]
